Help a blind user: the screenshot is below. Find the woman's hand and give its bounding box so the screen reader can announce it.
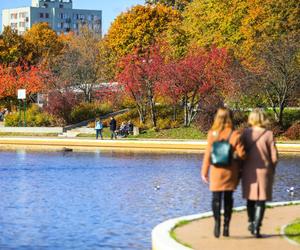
[201,174,209,184]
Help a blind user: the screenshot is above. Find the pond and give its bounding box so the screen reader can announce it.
[0,150,299,250]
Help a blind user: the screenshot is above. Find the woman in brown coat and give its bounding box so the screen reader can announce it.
[242,109,278,238]
[202,108,245,238]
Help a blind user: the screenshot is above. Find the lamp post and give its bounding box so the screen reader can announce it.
[17,89,26,127]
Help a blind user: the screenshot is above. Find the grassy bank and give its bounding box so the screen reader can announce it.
[285,219,300,244]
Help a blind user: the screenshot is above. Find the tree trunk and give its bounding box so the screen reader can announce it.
[173,105,177,121]
[149,98,156,127]
[183,95,189,127]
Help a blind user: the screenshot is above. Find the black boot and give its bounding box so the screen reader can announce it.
[223,191,233,237]
[212,192,221,238]
[247,200,255,235]
[253,201,266,238]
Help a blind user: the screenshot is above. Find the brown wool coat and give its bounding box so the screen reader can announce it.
[241,128,278,201]
[202,128,246,192]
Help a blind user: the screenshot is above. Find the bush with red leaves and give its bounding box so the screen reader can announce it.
[284,121,300,140]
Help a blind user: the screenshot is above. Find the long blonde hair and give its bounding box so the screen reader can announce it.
[248,108,269,128]
[211,108,233,131]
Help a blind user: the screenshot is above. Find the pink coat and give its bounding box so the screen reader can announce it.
[241,128,278,201]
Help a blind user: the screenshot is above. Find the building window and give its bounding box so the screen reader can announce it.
[45,13,49,18]
[10,23,18,29]
[19,22,26,28]
[19,12,27,19]
[59,4,63,8]
[10,13,18,19]
[40,13,44,18]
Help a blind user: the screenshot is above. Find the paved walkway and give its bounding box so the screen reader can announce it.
[175,204,300,250]
[0,137,299,153]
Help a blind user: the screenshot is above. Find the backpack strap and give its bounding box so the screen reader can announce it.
[226,130,233,142]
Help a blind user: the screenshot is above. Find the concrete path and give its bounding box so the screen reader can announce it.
[0,137,299,153]
[175,204,300,250]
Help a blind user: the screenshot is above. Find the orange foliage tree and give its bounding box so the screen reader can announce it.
[0,63,52,99]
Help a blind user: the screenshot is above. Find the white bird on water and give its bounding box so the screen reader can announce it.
[154,185,160,191]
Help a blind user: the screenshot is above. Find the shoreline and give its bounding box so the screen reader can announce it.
[0,137,300,153]
[152,200,300,250]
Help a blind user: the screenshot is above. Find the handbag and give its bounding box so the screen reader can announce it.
[210,130,233,167]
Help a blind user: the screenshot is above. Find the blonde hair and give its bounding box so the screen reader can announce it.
[248,108,269,128]
[211,108,233,131]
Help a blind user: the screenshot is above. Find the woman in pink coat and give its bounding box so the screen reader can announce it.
[242,109,278,238]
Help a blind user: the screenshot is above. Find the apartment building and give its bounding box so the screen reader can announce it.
[2,0,102,35]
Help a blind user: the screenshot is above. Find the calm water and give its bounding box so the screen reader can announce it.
[0,150,299,250]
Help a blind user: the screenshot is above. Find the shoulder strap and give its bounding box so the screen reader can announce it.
[248,129,267,151]
[226,130,233,142]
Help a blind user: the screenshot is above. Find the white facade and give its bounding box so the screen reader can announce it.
[2,0,102,35]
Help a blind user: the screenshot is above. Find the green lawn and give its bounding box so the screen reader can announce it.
[128,126,206,140]
[285,219,300,244]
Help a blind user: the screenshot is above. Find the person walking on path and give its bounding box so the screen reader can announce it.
[109,116,117,140]
[95,118,103,140]
[201,108,246,238]
[241,109,278,238]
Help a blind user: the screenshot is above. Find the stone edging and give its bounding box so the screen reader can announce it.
[151,200,300,250]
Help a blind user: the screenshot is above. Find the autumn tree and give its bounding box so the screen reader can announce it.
[145,0,192,11]
[53,26,102,102]
[183,0,299,59]
[249,36,300,126]
[117,45,164,126]
[0,27,28,65]
[24,22,63,65]
[160,47,232,126]
[0,63,52,99]
[106,4,180,59]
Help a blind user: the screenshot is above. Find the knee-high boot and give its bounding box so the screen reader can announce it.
[253,201,266,238]
[223,192,233,237]
[247,200,256,234]
[212,193,221,238]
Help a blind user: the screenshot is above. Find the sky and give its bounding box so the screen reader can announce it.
[0,0,144,34]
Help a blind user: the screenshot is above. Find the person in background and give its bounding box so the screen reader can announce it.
[95,118,103,140]
[201,107,245,238]
[119,122,127,137]
[109,116,117,140]
[127,120,134,135]
[241,109,278,238]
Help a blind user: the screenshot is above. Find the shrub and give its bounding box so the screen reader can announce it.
[5,105,60,127]
[70,102,113,124]
[157,118,171,130]
[44,90,78,124]
[284,121,300,140]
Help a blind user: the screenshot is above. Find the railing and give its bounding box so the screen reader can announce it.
[62,109,129,132]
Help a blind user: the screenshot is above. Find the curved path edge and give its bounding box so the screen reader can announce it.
[151,200,300,250]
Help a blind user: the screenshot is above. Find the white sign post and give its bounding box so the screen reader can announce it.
[17,89,26,100]
[17,89,27,127]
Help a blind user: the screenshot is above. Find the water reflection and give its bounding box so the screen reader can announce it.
[0,150,299,250]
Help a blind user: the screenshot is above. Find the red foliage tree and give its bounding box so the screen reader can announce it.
[160,47,232,126]
[117,45,164,126]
